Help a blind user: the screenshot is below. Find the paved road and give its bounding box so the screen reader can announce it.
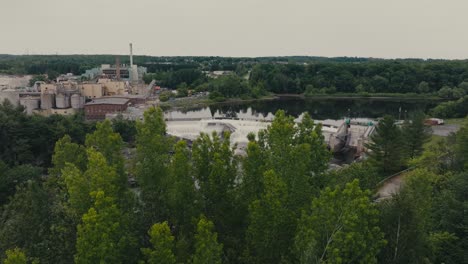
[431,124,460,136]
[375,174,406,201]
[374,124,461,201]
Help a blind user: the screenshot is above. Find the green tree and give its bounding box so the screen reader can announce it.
[141,222,176,264]
[458,81,468,91]
[135,107,173,226]
[355,83,367,94]
[295,113,331,176]
[258,110,330,211]
[49,135,87,178]
[3,248,27,264]
[63,148,123,220]
[29,75,47,86]
[417,81,430,93]
[454,119,468,169]
[295,180,385,264]
[112,114,137,143]
[240,139,266,207]
[210,75,249,98]
[325,161,381,190]
[176,82,189,97]
[192,216,223,264]
[85,119,126,184]
[75,191,135,264]
[0,181,51,263]
[0,164,42,206]
[431,172,468,263]
[452,87,466,99]
[378,169,440,263]
[46,69,59,81]
[168,140,200,236]
[192,132,240,260]
[250,83,266,98]
[409,136,456,174]
[246,170,293,263]
[402,111,431,159]
[167,140,201,262]
[430,96,468,118]
[438,86,453,99]
[43,136,88,263]
[0,100,32,165]
[366,115,404,174]
[192,132,238,215]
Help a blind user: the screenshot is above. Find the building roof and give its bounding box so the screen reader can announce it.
[85,98,130,106]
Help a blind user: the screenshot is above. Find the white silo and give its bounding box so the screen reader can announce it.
[55,93,70,109]
[41,92,55,110]
[71,94,84,109]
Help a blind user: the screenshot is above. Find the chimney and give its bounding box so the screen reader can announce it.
[129,43,133,66]
[115,56,121,80]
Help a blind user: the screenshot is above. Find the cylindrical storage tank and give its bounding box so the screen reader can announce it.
[71,94,82,109]
[55,93,65,108]
[80,96,86,107]
[64,94,70,108]
[19,97,40,115]
[40,93,55,110]
[55,93,70,109]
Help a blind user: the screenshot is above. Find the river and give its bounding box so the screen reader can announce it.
[166,97,439,120]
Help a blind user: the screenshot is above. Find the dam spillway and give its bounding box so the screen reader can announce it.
[165,117,375,156]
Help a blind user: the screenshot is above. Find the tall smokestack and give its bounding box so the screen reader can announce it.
[129,43,133,66]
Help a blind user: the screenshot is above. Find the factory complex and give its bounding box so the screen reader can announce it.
[0,44,153,119]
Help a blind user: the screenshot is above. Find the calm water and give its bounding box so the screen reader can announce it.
[168,97,439,120]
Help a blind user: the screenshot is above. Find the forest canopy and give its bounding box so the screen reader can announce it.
[0,102,467,263]
[2,55,468,98]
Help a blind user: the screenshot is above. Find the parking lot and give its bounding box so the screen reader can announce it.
[431,124,461,136]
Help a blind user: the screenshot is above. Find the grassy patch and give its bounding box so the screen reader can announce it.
[423,134,445,150]
[445,118,467,126]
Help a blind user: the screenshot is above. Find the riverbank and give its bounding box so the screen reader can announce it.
[160,93,442,111]
[159,94,277,111]
[279,93,442,100]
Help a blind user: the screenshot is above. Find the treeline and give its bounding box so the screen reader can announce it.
[1,101,467,263]
[249,61,468,95]
[0,54,373,76]
[145,61,468,102]
[3,54,468,98]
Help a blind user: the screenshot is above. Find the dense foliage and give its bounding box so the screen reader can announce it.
[3,55,468,101]
[430,95,468,118]
[0,102,467,263]
[0,101,94,167]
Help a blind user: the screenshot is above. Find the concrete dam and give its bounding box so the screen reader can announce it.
[165,112,376,156]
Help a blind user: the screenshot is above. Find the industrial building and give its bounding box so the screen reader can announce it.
[0,89,20,105]
[80,83,104,99]
[84,98,130,120]
[82,43,147,83]
[0,75,31,89]
[0,43,150,117]
[19,96,40,114]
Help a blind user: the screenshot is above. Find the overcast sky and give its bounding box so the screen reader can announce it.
[1,0,467,59]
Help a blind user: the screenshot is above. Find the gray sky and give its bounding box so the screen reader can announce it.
[1,0,468,59]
